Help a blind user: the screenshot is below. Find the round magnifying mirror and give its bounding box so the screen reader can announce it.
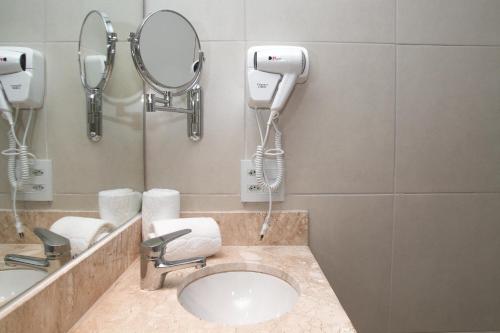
[131,10,202,95]
[78,10,116,90]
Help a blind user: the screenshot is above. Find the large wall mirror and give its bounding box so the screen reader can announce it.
[0,3,144,310]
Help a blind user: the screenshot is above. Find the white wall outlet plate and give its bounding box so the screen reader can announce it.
[16,159,53,201]
[240,159,284,202]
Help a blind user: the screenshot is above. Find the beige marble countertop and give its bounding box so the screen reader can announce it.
[69,246,356,333]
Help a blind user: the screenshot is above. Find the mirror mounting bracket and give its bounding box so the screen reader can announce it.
[86,88,103,142]
[145,84,203,141]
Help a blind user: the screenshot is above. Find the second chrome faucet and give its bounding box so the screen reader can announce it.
[4,228,71,273]
[140,229,206,291]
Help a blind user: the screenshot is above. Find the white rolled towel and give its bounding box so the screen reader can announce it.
[153,217,221,261]
[142,189,180,240]
[50,216,115,257]
[99,188,142,226]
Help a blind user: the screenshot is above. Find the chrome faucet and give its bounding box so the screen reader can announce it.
[140,229,206,291]
[4,228,71,273]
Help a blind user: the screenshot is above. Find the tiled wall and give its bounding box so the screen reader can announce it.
[0,0,144,210]
[145,1,500,332]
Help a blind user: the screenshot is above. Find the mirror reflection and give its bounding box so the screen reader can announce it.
[0,188,142,307]
[0,8,143,309]
[79,11,109,89]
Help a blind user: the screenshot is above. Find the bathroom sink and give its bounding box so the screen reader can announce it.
[0,269,48,304]
[178,270,299,325]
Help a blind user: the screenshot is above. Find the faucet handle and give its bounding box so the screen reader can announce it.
[34,228,71,258]
[141,229,191,257]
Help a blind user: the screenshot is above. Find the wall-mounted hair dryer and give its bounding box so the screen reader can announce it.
[0,47,45,109]
[247,45,309,112]
[0,47,45,238]
[246,46,309,240]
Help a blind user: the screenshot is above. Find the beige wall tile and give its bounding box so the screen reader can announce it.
[45,42,143,194]
[145,0,244,41]
[246,0,395,43]
[391,194,500,332]
[22,194,100,211]
[45,0,142,42]
[396,46,500,193]
[0,194,10,208]
[290,195,393,333]
[246,42,395,194]
[181,194,244,211]
[145,42,245,193]
[0,0,45,42]
[398,0,500,46]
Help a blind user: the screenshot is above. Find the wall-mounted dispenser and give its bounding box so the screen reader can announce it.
[129,9,204,141]
[78,10,117,142]
[0,47,45,237]
[245,45,309,239]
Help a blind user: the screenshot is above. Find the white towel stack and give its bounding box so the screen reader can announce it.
[153,217,222,260]
[142,189,180,240]
[50,216,115,257]
[98,188,142,227]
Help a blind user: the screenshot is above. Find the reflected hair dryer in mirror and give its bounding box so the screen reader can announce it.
[0,47,45,238]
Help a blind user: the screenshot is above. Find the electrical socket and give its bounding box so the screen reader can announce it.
[240,159,284,202]
[16,159,53,201]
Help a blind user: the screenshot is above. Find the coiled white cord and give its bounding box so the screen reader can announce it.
[1,108,36,238]
[253,109,284,240]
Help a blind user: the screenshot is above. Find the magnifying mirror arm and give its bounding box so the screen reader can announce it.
[148,94,193,114]
[145,85,203,141]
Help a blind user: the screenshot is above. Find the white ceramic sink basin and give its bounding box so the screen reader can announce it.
[0,269,47,304]
[178,270,299,325]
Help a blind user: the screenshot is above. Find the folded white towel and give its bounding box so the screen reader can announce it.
[99,188,142,226]
[50,216,115,257]
[142,189,180,240]
[153,217,222,261]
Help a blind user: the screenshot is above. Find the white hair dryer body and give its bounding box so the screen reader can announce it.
[247,45,309,112]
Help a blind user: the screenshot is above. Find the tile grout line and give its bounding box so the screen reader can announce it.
[142,0,147,190]
[3,192,500,197]
[180,192,500,196]
[36,40,500,48]
[43,0,49,160]
[242,0,248,159]
[388,0,399,331]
